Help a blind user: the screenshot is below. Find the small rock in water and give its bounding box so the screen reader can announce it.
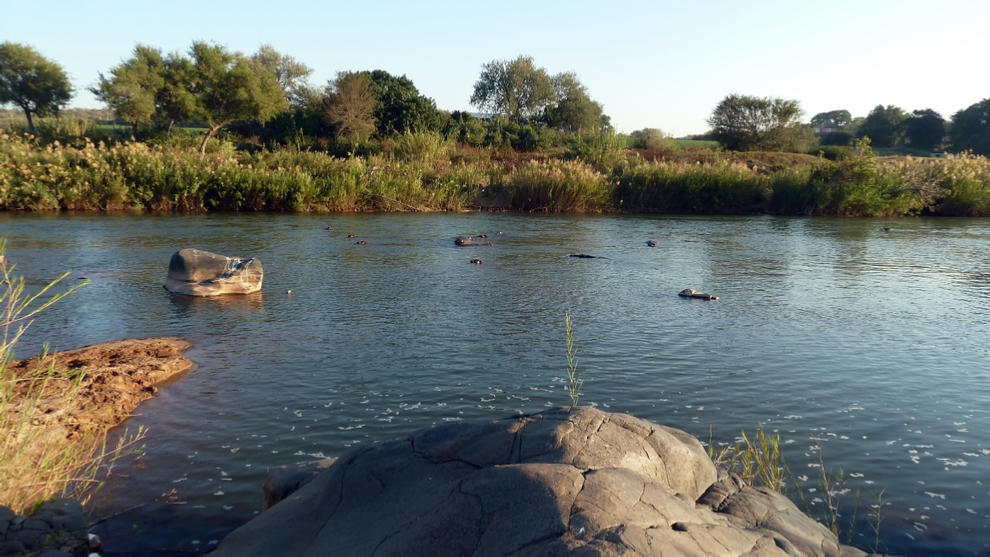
[570,254,599,259]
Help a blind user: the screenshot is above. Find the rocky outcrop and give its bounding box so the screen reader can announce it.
[0,499,94,556]
[8,338,193,438]
[213,408,865,557]
[163,248,263,296]
[262,459,337,511]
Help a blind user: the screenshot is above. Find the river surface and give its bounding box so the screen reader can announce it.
[2,213,989,556]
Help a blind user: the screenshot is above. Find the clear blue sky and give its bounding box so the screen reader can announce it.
[3,0,988,136]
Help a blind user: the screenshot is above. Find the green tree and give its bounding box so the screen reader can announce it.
[857,105,907,148]
[250,45,313,107]
[949,98,990,156]
[90,45,165,138]
[365,70,441,136]
[905,109,945,151]
[155,52,197,133]
[543,72,604,134]
[629,128,670,150]
[323,71,378,143]
[810,110,852,127]
[470,55,556,123]
[0,42,73,134]
[708,94,806,151]
[187,42,287,153]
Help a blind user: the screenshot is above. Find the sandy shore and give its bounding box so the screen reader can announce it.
[8,337,194,438]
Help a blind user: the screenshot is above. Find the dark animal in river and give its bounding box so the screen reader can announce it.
[324,226,333,230]
[570,254,602,259]
[347,234,356,238]
[647,240,658,247]
[356,241,367,245]
[882,227,892,232]
[454,236,473,246]
[478,234,488,239]
[470,259,483,265]
[678,288,719,301]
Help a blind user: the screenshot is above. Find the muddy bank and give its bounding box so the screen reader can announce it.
[8,337,194,438]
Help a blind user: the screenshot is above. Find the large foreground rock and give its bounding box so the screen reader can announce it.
[213,407,865,557]
[164,248,263,296]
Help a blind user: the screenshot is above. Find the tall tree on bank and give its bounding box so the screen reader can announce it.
[156,52,197,133]
[0,42,73,133]
[90,45,165,138]
[187,42,287,153]
[366,70,441,136]
[857,105,907,148]
[543,72,604,134]
[949,98,990,156]
[708,94,807,151]
[470,55,556,123]
[250,45,313,107]
[905,109,945,151]
[323,71,377,142]
[810,110,852,127]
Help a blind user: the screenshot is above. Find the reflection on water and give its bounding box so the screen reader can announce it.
[2,212,989,556]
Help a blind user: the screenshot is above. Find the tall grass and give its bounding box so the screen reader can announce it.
[2,131,989,215]
[498,160,610,212]
[0,240,144,513]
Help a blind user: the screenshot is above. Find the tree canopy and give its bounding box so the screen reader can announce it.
[323,71,377,143]
[949,98,990,156]
[905,109,945,152]
[470,56,556,123]
[857,105,907,148]
[543,72,604,134]
[810,110,852,127]
[708,94,807,151]
[0,42,73,133]
[250,45,313,107]
[90,45,166,137]
[186,42,287,153]
[365,70,441,136]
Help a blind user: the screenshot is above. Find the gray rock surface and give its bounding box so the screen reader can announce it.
[262,458,337,511]
[214,408,866,557]
[164,248,263,296]
[0,499,90,556]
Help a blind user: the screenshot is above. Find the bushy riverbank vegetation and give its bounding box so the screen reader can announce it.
[2,129,989,216]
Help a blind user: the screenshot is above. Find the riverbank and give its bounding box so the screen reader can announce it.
[1,338,193,514]
[2,131,989,216]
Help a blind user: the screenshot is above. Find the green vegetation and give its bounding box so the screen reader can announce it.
[564,313,583,407]
[2,130,989,215]
[708,94,812,152]
[0,42,73,134]
[0,240,143,513]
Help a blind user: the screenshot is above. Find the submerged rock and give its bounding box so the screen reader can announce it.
[164,248,263,296]
[214,407,863,557]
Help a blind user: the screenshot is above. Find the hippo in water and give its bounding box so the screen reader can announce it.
[356,241,367,245]
[570,254,602,259]
[647,240,658,247]
[678,288,719,301]
[470,259,483,265]
[454,236,473,246]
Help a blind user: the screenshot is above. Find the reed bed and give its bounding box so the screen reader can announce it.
[2,131,989,215]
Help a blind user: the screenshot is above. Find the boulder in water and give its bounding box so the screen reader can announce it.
[213,407,861,557]
[164,248,263,296]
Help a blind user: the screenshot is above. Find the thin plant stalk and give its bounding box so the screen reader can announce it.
[564,312,583,406]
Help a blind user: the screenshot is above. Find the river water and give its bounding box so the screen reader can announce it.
[2,213,988,556]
